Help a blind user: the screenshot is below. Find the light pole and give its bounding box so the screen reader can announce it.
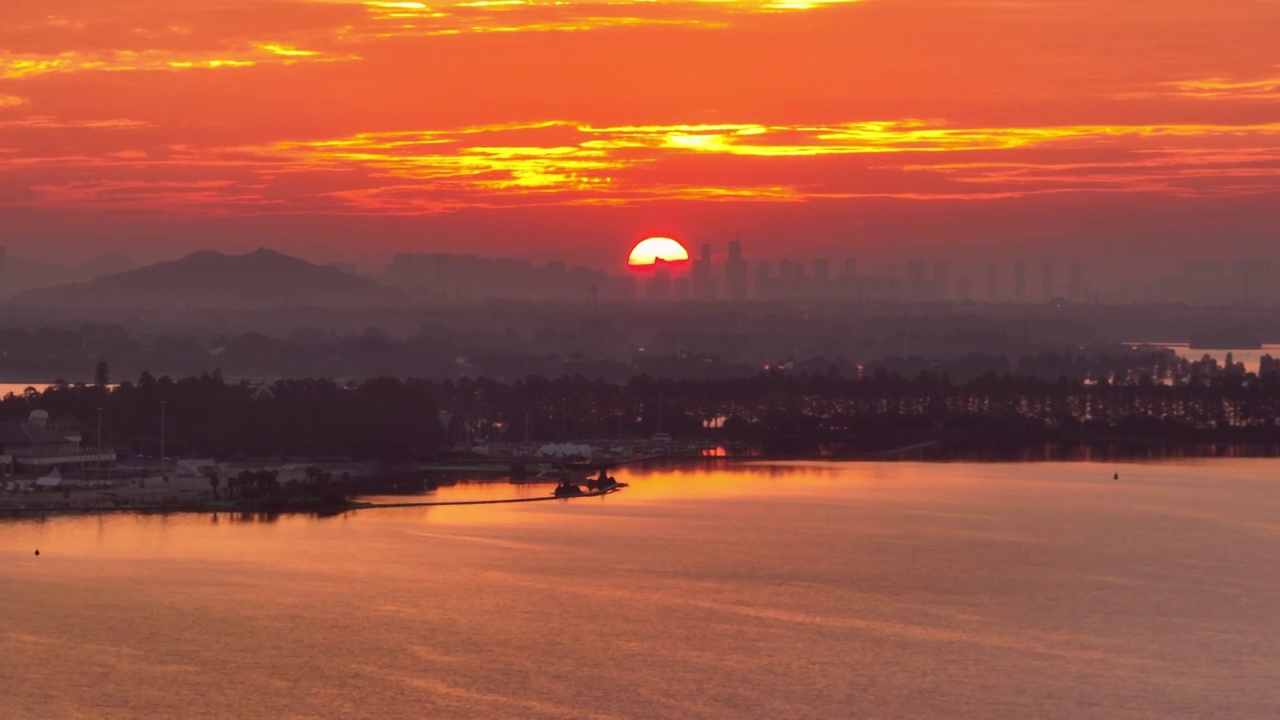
[160,400,167,461]
[96,407,103,480]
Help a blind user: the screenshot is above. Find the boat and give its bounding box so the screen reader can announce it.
[553,481,585,498]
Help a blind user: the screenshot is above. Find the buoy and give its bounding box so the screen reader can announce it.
[34,549,40,556]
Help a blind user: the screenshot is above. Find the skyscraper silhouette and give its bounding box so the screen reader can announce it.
[907,260,926,303]
[692,243,716,301]
[645,259,673,302]
[814,258,831,300]
[1068,262,1084,302]
[755,261,773,301]
[725,240,749,302]
[933,261,950,302]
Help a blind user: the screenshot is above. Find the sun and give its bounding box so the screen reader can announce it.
[628,237,690,269]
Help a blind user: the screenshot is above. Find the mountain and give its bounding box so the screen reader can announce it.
[0,252,142,299]
[11,248,406,309]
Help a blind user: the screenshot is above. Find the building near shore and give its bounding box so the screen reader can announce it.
[0,410,116,477]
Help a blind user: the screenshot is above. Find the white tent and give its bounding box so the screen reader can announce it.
[36,467,63,488]
[535,443,593,459]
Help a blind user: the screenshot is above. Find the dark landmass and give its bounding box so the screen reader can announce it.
[10,248,405,310]
[2,302,1280,383]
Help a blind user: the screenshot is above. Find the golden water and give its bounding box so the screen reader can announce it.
[3,461,1279,718]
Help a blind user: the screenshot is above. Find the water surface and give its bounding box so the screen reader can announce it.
[3,460,1279,718]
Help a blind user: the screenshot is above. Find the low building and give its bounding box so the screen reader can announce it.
[0,410,116,477]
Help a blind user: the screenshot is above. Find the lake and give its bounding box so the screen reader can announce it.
[0,383,52,398]
[1129,343,1280,374]
[3,460,1279,718]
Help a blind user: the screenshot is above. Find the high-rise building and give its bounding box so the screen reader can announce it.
[645,260,674,302]
[755,261,773,301]
[812,258,831,300]
[1184,261,1227,305]
[1013,262,1027,303]
[725,240,749,302]
[907,260,927,303]
[674,277,692,302]
[840,258,859,301]
[778,259,794,301]
[933,261,950,302]
[691,243,716,301]
[1237,259,1272,304]
[1067,263,1084,302]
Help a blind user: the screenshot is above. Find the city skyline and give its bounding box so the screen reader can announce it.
[12,239,1280,306]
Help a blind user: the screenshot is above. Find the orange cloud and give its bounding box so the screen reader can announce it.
[1163,75,1280,100]
[4,117,1276,218]
[0,45,350,79]
[0,116,149,129]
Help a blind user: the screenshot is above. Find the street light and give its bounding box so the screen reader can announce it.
[96,407,103,480]
[160,400,167,461]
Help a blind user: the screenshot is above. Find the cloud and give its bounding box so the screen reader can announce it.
[0,116,150,129]
[0,46,352,79]
[3,117,1276,217]
[1162,75,1280,100]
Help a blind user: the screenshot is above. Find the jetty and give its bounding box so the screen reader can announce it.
[353,484,626,510]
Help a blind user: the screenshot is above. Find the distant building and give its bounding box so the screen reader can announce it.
[1040,261,1054,302]
[674,277,692,302]
[778,259,795,300]
[1013,262,1027,303]
[0,411,115,478]
[1067,263,1085,302]
[813,258,831,300]
[644,260,674,302]
[754,262,773,301]
[725,241,749,302]
[386,252,610,303]
[933,261,950,302]
[645,262,673,302]
[691,243,716,301]
[907,260,927,303]
[815,258,830,280]
[1237,259,1272,304]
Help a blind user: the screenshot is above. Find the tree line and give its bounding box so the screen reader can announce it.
[2,349,1279,461]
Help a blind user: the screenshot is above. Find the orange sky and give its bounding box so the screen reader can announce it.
[1,0,1278,266]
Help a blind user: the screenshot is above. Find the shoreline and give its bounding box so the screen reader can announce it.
[6,442,1280,520]
[0,485,625,519]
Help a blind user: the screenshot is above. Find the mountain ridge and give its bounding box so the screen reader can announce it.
[11,248,406,309]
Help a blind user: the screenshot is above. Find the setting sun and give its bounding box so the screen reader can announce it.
[628,237,690,268]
